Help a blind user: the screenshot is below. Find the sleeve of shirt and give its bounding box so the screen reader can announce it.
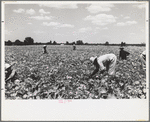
[125,51,130,56]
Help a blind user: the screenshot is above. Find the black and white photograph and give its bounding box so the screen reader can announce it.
[1,1,149,121]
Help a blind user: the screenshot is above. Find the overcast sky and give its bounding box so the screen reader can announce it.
[4,1,148,44]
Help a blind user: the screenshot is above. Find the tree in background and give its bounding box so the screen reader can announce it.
[5,40,13,46]
[76,40,84,45]
[47,40,52,45]
[72,42,76,45]
[14,39,23,45]
[49,41,52,45]
[24,37,34,45]
[105,41,109,46]
[66,41,69,45]
[53,41,57,45]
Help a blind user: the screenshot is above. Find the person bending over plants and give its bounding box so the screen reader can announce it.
[89,53,117,79]
[5,62,18,83]
[73,44,76,50]
[139,50,146,70]
[43,45,48,54]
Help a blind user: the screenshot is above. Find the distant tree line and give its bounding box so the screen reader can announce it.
[5,37,34,46]
[5,37,146,46]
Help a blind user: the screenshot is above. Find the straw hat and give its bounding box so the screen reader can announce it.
[5,62,16,70]
[90,56,97,63]
[5,63,11,70]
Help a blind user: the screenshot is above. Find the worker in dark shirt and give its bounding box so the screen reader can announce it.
[119,47,130,60]
[43,45,48,54]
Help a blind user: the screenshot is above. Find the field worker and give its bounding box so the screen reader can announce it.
[5,62,17,82]
[119,47,130,60]
[43,45,48,54]
[89,54,117,78]
[73,44,76,50]
[140,50,146,69]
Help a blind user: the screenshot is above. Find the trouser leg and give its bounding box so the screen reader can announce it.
[108,56,117,75]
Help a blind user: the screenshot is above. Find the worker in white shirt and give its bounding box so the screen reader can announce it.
[89,54,117,78]
[140,50,146,69]
[73,44,76,50]
[5,62,17,82]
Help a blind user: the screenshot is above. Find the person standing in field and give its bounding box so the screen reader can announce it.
[119,47,130,60]
[139,50,146,69]
[89,54,117,78]
[43,45,48,54]
[73,43,76,50]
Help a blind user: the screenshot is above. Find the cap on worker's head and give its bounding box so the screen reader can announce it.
[43,45,47,47]
[5,63,11,70]
[90,56,97,63]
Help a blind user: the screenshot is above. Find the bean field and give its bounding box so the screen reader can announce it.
[5,45,146,99]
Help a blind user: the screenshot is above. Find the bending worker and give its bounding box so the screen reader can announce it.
[5,62,17,82]
[89,53,117,78]
[140,50,146,69]
[43,45,48,54]
[73,44,76,50]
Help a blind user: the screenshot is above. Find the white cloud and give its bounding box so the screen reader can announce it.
[26,9,36,15]
[13,8,25,13]
[60,24,74,28]
[43,22,74,28]
[116,22,126,26]
[84,14,116,26]
[116,21,137,26]
[124,16,130,19]
[86,3,115,13]
[126,21,137,25]
[39,3,78,9]
[30,16,53,20]
[13,8,36,15]
[133,4,146,9]
[43,22,60,26]
[39,9,50,15]
[79,27,92,33]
